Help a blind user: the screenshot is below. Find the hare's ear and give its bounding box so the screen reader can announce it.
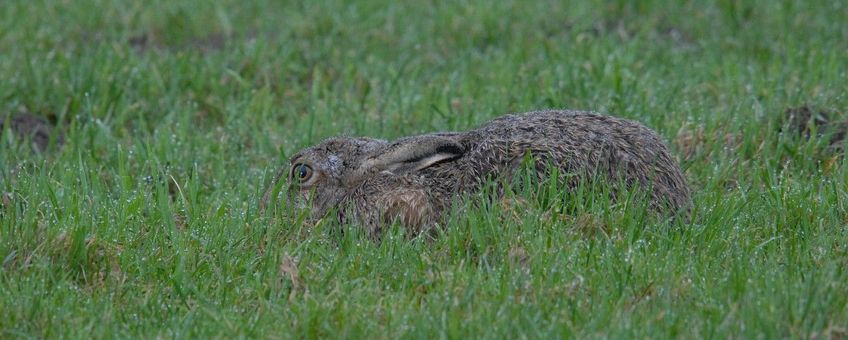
[360,135,464,175]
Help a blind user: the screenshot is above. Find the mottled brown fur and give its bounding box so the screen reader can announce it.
[261,110,690,238]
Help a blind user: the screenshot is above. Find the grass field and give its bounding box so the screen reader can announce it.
[2,0,847,338]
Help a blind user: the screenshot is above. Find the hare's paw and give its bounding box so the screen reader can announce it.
[378,188,435,235]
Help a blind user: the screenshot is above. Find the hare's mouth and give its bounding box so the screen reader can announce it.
[284,190,310,211]
[292,189,333,219]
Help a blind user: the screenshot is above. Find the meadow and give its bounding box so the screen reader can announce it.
[1,0,847,337]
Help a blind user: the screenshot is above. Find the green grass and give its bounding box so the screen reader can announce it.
[1,0,847,337]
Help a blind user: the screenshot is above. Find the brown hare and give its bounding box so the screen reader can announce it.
[261,110,690,238]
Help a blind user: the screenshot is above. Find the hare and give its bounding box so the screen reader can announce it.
[260,110,690,238]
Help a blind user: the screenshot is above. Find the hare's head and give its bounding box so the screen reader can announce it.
[284,137,385,217]
[283,134,465,220]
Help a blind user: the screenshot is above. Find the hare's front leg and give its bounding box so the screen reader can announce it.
[348,173,440,239]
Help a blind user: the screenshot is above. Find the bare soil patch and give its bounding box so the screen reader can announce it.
[781,105,847,152]
[0,112,64,152]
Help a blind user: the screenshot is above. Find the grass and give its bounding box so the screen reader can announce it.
[1,0,847,337]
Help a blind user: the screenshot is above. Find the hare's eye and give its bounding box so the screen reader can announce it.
[292,164,313,183]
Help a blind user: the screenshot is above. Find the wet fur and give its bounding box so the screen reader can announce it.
[261,110,691,238]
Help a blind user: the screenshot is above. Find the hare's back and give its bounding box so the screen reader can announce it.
[473,110,689,210]
[475,110,665,149]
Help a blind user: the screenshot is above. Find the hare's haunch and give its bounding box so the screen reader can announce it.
[261,110,690,237]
